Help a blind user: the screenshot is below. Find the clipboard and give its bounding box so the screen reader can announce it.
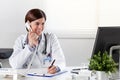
[27,70,68,77]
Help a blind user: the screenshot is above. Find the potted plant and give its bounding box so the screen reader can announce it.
[89,51,118,80]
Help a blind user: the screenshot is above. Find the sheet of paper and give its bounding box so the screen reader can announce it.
[27,70,68,77]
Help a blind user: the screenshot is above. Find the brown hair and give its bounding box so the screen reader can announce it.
[25,8,46,23]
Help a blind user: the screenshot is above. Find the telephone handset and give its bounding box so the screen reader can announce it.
[25,22,39,40]
[25,22,32,32]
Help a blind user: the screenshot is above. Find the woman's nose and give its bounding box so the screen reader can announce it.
[38,25,43,29]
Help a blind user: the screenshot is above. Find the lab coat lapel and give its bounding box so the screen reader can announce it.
[37,33,46,54]
[22,34,28,48]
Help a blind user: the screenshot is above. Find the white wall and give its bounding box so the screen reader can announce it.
[59,38,95,66]
[43,0,98,32]
[99,0,120,26]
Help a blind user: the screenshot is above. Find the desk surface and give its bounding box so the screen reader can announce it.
[0,67,91,80]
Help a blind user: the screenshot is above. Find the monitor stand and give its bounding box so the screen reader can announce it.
[110,45,120,80]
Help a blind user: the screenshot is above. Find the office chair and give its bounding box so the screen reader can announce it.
[109,45,120,80]
[0,48,13,68]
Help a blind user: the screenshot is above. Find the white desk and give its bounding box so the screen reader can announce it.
[0,67,91,80]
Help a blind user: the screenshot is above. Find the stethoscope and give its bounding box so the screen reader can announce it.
[38,33,52,64]
[23,33,52,69]
[42,33,47,55]
[22,33,51,57]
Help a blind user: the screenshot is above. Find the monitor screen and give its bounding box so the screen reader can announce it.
[92,27,120,65]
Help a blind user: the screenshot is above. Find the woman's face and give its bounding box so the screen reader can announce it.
[30,18,45,36]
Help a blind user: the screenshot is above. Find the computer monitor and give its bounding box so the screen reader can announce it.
[92,27,120,67]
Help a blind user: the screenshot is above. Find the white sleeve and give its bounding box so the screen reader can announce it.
[9,36,33,69]
[50,34,66,71]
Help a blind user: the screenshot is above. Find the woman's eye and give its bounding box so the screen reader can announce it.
[36,22,39,25]
[35,22,45,26]
[42,23,44,26]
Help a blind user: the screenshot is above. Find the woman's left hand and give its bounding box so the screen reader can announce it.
[47,65,57,74]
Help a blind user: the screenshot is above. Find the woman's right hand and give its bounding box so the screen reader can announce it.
[28,31,39,47]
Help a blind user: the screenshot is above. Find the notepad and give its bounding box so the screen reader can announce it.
[27,70,68,77]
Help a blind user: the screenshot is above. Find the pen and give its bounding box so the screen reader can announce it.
[27,73,47,77]
[72,68,88,71]
[27,73,42,77]
[49,59,56,68]
[71,71,79,74]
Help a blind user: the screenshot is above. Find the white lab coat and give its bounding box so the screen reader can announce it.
[9,32,66,71]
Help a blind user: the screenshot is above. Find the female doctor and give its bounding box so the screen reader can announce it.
[9,8,66,74]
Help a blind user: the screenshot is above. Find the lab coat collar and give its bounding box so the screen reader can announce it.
[41,32,45,42]
[23,32,45,46]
